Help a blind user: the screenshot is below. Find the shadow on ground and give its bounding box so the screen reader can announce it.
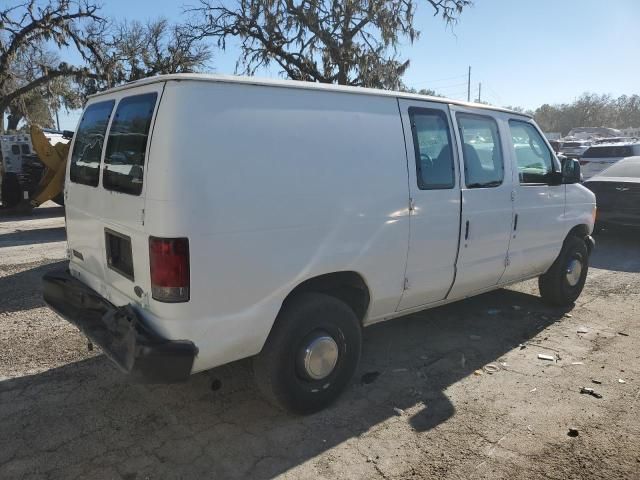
[590,228,640,273]
[0,287,566,479]
[0,205,64,223]
[0,260,66,314]
[0,226,66,248]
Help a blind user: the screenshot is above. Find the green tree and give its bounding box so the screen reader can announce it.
[82,18,212,94]
[185,0,471,90]
[0,0,105,132]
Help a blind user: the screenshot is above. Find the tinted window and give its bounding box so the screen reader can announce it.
[11,145,20,155]
[600,159,640,178]
[509,120,555,184]
[103,93,158,195]
[21,144,30,154]
[457,114,504,188]
[583,145,635,158]
[408,108,455,190]
[70,101,115,187]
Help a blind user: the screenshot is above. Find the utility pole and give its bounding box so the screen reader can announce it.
[477,82,482,103]
[467,66,471,102]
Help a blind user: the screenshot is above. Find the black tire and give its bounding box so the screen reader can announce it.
[1,173,21,208]
[539,235,589,306]
[253,292,362,415]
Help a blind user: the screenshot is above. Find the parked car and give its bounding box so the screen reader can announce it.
[580,142,640,179]
[42,74,596,414]
[559,139,592,159]
[584,156,640,230]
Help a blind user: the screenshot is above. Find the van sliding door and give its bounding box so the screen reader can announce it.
[396,99,462,311]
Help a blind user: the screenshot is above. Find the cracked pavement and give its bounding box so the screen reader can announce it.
[1,203,639,479]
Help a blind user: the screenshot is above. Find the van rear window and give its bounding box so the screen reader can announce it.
[70,100,115,187]
[103,93,158,196]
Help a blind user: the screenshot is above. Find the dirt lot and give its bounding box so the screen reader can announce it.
[1,203,639,480]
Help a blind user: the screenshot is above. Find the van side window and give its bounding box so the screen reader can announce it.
[11,145,20,155]
[21,144,30,154]
[508,120,554,184]
[70,100,115,187]
[408,107,455,190]
[103,93,158,196]
[457,114,504,188]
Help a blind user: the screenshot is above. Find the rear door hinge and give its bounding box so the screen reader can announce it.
[510,190,516,202]
[140,208,145,225]
[403,277,410,291]
[408,197,415,212]
[505,254,511,267]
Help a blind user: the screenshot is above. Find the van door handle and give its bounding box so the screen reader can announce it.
[465,220,470,240]
[514,214,519,231]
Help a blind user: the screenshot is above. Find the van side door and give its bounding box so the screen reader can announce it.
[499,118,566,282]
[396,99,462,310]
[447,108,514,298]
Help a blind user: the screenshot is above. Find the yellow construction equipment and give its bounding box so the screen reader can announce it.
[28,125,70,208]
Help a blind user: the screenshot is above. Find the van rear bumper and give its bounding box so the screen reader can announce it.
[42,268,197,383]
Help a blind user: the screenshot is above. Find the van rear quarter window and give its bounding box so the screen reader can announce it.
[69,100,115,187]
[103,93,158,196]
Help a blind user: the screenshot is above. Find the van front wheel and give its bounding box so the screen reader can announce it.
[253,292,361,415]
[539,236,589,306]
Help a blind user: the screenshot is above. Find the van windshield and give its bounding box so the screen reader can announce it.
[103,92,158,196]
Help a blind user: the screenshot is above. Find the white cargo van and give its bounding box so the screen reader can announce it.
[43,74,596,414]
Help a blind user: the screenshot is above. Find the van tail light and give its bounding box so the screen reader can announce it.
[149,237,190,302]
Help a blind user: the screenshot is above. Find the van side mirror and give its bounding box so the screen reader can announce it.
[561,157,582,184]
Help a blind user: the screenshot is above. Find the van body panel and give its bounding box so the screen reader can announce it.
[142,80,411,369]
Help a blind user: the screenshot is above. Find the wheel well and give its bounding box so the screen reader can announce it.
[282,272,371,322]
[567,224,593,253]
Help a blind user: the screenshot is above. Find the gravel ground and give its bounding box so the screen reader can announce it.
[0,203,639,479]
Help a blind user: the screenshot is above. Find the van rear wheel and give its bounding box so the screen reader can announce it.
[253,292,361,415]
[539,236,589,306]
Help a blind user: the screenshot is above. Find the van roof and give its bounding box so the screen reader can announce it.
[89,73,532,118]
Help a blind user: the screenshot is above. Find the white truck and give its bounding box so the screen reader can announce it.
[43,74,596,414]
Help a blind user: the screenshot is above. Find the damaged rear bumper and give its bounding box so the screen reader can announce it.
[42,268,197,383]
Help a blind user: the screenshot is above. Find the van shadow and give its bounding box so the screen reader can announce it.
[0,260,66,314]
[590,228,640,273]
[0,226,66,248]
[0,288,565,479]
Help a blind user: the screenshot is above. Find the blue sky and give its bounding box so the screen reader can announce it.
[57,0,640,130]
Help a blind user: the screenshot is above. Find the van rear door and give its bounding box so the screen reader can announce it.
[65,83,164,304]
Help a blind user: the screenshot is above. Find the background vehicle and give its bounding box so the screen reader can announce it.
[43,74,595,414]
[0,128,71,209]
[559,139,592,158]
[579,142,640,179]
[584,156,640,230]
